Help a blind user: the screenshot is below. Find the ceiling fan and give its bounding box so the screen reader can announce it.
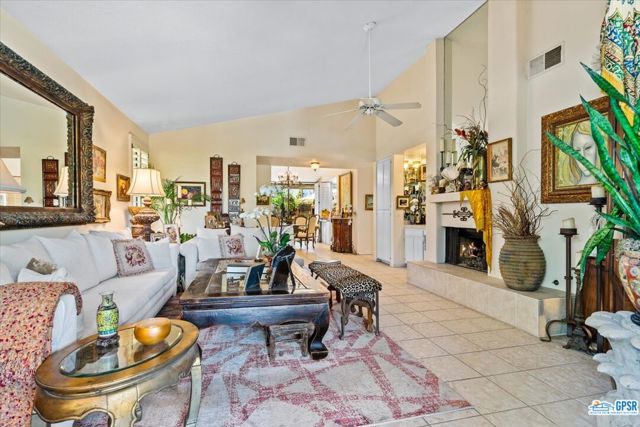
[330,21,422,129]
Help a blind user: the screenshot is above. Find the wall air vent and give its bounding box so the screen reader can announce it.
[289,137,305,147]
[528,44,563,79]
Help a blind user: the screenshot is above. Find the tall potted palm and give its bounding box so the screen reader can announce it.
[547,64,640,325]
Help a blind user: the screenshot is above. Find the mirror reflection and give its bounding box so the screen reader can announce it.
[0,73,74,208]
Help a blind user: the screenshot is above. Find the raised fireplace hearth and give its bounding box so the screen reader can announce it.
[445,227,487,272]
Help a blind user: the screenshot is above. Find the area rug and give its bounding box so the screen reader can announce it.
[76,307,470,427]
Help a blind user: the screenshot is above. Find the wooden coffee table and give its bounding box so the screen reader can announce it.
[33,320,201,427]
[180,261,330,360]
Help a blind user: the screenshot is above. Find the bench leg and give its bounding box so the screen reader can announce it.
[268,334,276,359]
[375,290,380,335]
[339,298,348,339]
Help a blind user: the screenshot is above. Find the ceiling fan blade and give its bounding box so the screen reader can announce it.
[376,110,403,127]
[345,113,365,130]
[325,108,359,118]
[381,102,422,110]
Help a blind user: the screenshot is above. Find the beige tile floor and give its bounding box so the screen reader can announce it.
[298,244,612,427]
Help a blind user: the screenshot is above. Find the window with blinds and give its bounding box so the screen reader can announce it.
[130,134,149,207]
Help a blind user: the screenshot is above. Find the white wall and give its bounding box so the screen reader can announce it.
[0,8,149,244]
[149,100,376,254]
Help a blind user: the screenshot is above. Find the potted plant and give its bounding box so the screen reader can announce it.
[494,168,553,291]
[547,64,640,324]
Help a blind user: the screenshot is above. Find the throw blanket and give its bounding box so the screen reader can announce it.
[0,282,82,427]
[461,188,493,271]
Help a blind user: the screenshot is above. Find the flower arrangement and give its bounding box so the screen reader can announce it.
[454,123,488,163]
[255,217,291,257]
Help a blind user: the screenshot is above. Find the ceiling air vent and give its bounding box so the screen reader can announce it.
[528,44,563,79]
[289,137,305,147]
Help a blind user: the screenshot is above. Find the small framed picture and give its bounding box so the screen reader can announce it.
[150,232,167,242]
[93,189,111,223]
[256,194,270,205]
[164,224,180,244]
[365,194,374,210]
[396,196,410,209]
[487,138,513,183]
[419,164,427,181]
[176,181,206,206]
[92,146,107,183]
[116,174,131,202]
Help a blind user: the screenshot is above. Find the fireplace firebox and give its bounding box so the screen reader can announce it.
[445,227,487,272]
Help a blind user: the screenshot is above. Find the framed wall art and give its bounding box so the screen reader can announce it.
[338,172,352,211]
[92,146,107,183]
[93,189,111,223]
[256,194,270,205]
[487,138,512,183]
[209,156,223,213]
[541,96,612,203]
[116,174,130,202]
[365,194,374,210]
[176,181,206,206]
[396,196,409,209]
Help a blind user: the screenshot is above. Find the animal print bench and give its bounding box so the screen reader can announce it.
[309,261,382,338]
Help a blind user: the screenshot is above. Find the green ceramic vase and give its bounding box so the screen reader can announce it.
[96,291,119,338]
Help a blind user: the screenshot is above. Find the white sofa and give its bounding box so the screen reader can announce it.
[0,229,178,351]
[180,225,293,288]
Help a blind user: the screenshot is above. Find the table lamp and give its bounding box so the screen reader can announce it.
[53,166,69,207]
[127,168,165,241]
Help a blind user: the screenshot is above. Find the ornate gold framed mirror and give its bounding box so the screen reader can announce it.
[0,42,95,228]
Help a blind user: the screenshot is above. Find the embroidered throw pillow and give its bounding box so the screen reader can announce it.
[219,234,246,259]
[26,258,58,275]
[112,239,154,276]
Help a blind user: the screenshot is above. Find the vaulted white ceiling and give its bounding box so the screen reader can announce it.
[2,1,483,133]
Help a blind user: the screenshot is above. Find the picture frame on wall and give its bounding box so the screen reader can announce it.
[487,138,512,183]
[541,96,612,203]
[338,172,352,210]
[164,224,180,244]
[116,174,131,202]
[396,196,410,209]
[176,181,206,206]
[92,146,107,183]
[256,194,270,206]
[93,189,111,223]
[365,194,374,210]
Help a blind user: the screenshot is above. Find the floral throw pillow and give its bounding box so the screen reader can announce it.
[219,234,246,259]
[112,239,154,277]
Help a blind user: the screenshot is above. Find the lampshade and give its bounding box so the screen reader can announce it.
[53,166,69,197]
[127,168,165,197]
[0,159,26,193]
[310,161,320,171]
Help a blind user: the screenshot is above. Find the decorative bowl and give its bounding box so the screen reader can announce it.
[134,317,171,346]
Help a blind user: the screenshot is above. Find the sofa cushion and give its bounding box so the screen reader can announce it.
[84,234,118,282]
[113,239,154,276]
[145,239,172,270]
[0,263,13,286]
[0,237,51,282]
[196,227,228,239]
[230,225,262,259]
[219,234,246,259]
[37,232,100,293]
[196,237,223,261]
[17,266,75,283]
[80,268,175,333]
[89,229,133,240]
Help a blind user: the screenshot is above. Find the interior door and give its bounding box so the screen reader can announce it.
[376,158,391,263]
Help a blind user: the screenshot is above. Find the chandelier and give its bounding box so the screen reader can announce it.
[277,167,299,186]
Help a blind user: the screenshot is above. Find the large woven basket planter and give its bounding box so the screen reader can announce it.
[499,236,546,291]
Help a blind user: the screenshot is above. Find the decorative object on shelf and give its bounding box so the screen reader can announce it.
[92,189,111,223]
[365,194,374,210]
[92,145,107,183]
[541,96,611,203]
[134,317,171,346]
[127,168,165,241]
[42,157,59,207]
[96,291,119,346]
[164,224,180,244]
[487,138,512,183]
[310,160,320,171]
[53,166,70,207]
[209,155,223,214]
[396,196,409,209]
[23,196,33,204]
[176,181,206,207]
[116,174,130,202]
[338,172,352,213]
[228,163,241,216]
[461,188,493,271]
[547,64,640,326]
[494,168,553,290]
[585,310,640,426]
[256,193,270,205]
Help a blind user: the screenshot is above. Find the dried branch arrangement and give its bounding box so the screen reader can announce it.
[494,168,554,238]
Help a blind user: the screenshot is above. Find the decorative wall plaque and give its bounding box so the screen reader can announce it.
[228,162,241,217]
[42,157,59,207]
[209,156,223,213]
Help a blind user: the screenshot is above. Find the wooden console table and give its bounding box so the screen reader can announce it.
[331,217,352,253]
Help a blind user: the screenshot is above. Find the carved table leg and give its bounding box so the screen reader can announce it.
[185,346,202,427]
[309,303,330,360]
[106,388,138,427]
